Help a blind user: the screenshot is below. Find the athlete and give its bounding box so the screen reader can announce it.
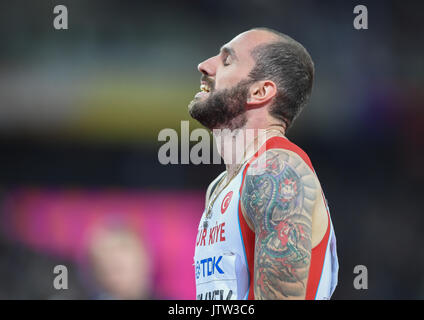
[189,28,338,300]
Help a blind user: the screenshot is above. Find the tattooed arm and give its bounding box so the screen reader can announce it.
[241,149,318,299]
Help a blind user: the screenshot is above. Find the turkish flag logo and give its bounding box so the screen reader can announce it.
[221,191,233,214]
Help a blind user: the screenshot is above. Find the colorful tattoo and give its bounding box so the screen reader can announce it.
[241,150,317,299]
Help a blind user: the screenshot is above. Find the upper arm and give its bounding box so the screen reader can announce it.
[240,149,318,299]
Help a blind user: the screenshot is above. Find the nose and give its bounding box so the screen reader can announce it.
[197,56,216,77]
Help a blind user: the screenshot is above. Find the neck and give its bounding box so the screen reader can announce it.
[212,121,286,180]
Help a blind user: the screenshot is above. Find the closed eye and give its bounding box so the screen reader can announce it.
[219,46,237,66]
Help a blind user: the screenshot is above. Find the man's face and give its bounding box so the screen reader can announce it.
[188,30,278,130]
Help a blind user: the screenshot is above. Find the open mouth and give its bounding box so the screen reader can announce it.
[200,83,211,93]
[194,82,212,99]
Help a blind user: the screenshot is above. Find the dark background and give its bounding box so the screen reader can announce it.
[0,0,423,299]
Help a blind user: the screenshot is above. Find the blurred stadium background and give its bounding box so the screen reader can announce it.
[0,0,423,299]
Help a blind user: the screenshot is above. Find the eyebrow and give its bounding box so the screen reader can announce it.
[219,45,238,60]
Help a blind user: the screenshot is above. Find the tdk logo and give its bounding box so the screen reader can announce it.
[195,256,224,279]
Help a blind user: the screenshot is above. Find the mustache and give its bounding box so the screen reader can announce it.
[200,75,215,91]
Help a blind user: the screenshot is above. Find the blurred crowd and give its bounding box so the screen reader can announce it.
[0,222,156,299]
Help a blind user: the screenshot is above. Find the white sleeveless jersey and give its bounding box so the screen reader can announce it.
[193,136,339,300]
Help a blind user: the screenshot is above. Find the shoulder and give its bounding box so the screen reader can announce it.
[241,148,320,228]
[260,136,314,170]
[246,149,317,187]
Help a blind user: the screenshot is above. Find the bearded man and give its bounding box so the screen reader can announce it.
[190,27,338,300]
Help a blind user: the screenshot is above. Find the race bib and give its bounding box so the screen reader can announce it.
[195,252,245,300]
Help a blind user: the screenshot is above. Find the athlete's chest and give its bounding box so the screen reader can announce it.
[195,171,244,251]
[193,171,251,300]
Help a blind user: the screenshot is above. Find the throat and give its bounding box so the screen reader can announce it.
[226,163,243,182]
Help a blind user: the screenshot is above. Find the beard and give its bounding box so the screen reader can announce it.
[188,79,252,130]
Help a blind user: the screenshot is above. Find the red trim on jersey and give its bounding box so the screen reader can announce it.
[238,136,331,300]
[238,196,255,300]
[305,208,331,299]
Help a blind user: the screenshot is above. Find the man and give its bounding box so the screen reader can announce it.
[190,28,338,300]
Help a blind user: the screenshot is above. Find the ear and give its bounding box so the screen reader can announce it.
[246,80,277,107]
